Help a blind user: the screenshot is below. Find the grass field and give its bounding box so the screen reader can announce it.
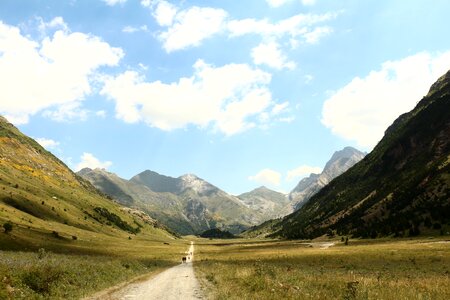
[0,226,190,299]
[194,237,450,300]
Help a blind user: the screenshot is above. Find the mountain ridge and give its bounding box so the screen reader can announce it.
[79,168,259,235]
[271,69,450,239]
[288,146,365,210]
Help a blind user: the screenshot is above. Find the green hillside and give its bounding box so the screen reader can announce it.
[265,70,450,239]
[0,116,178,252]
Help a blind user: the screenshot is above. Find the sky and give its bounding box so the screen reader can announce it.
[1,0,450,195]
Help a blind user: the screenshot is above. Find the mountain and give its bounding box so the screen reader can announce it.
[200,228,235,239]
[289,147,365,210]
[273,70,450,239]
[238,186,290,220]
[79,169,260,235]
[78,168,207,235]
[0,116,175,251]
[130,170,181,194]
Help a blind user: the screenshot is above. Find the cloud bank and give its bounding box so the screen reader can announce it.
[0,19,123,124]
[101,59,282,135]
[322,51,450,148]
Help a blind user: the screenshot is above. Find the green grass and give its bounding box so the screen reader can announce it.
[0,225,190,299]
[0,249,174,299]
[194,237,450,299]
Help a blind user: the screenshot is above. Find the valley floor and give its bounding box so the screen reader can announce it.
[193,237,450,300]
[1,235,449,299]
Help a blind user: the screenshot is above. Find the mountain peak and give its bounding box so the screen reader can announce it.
[180,173,199,180]
[324,147,365,170]
[179,173,218,195]
[77,167,93,176]
[428,69,450,96]
[130,169,180,193]
[289,146,365,210]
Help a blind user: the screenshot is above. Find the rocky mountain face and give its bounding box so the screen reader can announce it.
[79,168,262,235]
[238,186,290,220]
[79,146,368,236]
[289,147,365,210]
[0,116,174,250]
[273,70,450,239]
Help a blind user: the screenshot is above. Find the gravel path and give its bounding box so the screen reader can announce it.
[107,242,203,300]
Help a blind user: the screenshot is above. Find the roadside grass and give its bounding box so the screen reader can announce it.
[0,249,167,300]
[0,225,189,299]
[194,237,450,300]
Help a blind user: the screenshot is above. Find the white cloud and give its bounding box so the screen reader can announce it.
[303,26,332,44]
[251,41,296,70]
[286,165,322,181]
[266,0,292,7]
[301,0,316,5]
[102,0,127,6]
[96,110,107,118]
[101,59,283,135]
[271,101,289,115]
[38,16,68,33]
[304,74,314,84]
[266,0,316,7]
[278,116,295,123]
[153,0,178,26]
[322,51,450,149]
[158,6,228,52]
[249,169,281,186]
[0,20,123,124]
[122,25,148,33]
[140,0,151,7]
[75,152,112,171]
[227,12,337,41]
[35,138,60,150]
[42,102,89,122]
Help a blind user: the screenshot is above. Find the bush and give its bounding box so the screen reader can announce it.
[22,267,63,294]
[38,248,46,260]
[3,222,12,233]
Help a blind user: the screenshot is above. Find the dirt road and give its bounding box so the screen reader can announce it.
[106,242,203,300]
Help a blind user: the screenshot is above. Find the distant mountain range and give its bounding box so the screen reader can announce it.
[78,146,364,235]
[251,69,450,239]
[79,168,259,234]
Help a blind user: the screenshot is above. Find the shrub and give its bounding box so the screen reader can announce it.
[3,222,13,233]
[22,267,63,294]
[38,248,46,259]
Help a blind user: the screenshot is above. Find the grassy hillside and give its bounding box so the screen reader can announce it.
[0,116,191,298]
[0,116,178,248]
[265,70,450,239]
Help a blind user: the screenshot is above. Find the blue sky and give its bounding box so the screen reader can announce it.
[1,0,450,195]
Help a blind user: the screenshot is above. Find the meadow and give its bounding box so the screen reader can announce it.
[0,225,190,299]
[194,237,450,300]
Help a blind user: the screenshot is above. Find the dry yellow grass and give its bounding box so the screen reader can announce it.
[194,237,450,300]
